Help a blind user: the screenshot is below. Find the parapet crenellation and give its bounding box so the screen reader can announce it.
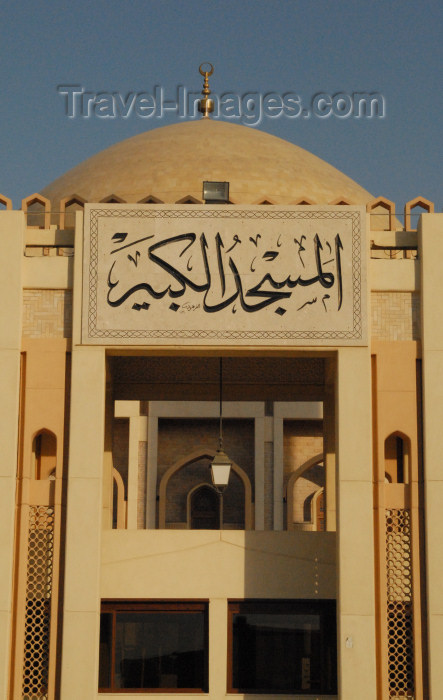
[1,193,433,262]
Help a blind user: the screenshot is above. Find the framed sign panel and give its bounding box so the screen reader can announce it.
[81,205,367,346]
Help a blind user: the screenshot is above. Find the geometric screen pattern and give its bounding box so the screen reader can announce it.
[22,506,54,699]
[385,508,414,699]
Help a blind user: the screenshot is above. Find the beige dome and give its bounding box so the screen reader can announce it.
[42,119,373,205]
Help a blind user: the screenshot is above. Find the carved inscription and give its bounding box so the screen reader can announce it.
[82,205,367,346]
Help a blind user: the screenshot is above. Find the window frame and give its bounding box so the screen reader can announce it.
[99,599,209,694]
[227,598,337,695]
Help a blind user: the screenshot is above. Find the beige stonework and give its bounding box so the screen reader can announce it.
[42,120,374,208]
[371,291,420,340]
[284,419,323,477]
[22,289,72,338]
[292,464,325,523]
[112,419,129,489]
[0,212,24,699]
[157,418,255,484]
[82,204,367,347]
[137,441,147,529]
[3,118,441,700]
[264,441,273,530]
[156,418,254,528]
[283,420,324,527]
[419,214,443,698]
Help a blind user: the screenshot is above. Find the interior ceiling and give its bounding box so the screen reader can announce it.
[110,356,326,402]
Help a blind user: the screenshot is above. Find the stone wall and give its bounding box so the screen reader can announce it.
[22,290,72,338]
[284,420,324,526]
[157,418,254,528]
[371,291,420,341]
[283,420,323,478]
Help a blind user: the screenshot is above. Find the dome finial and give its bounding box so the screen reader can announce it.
[198,63,214,118]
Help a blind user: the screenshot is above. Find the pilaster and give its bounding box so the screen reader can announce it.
[336,346,377,698]
[60,346,106,698]
[419,213,443,698]
[0,211,24,697]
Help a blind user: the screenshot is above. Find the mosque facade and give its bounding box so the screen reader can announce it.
[0,116,441,700]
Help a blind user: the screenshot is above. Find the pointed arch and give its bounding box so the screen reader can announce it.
[367,197,396,231]
[21,193,51,229]
[138,194,164,204]
[253,197,276,205]
[0,194,12,210]
[285,453,324,531]
[175,195,202,204]
[329,197,353,205]
[113,467,127,529]
[32,429,57,480]
[59,194,86,229]
[404,196,434,230]
[384,431,411,484]
[158,448,253,529]
[100,194,126,203]
[312,488,325,531]
[187,483,221,529]
[291,197,316,205]
[303,487,325,530]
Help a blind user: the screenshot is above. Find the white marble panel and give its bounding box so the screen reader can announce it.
[81,204,367,346]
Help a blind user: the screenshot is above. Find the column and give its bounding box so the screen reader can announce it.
[127,408,141,529]
[114,401,140,529]
[254,415,265,530]
[146,415,158,529]
[336,347,377,698]
[0,212,24,697]
[209,598,228,696]
[324,360,337,531]
[60,347,106,698]
[419,213,443,699]
[273,415,283,530]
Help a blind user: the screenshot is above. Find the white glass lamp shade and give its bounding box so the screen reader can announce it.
[210,449,232,490]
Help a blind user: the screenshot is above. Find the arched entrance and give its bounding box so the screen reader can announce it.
[158,448,253,529]
[190,485,220,529]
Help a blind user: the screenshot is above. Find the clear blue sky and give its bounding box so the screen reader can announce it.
[1,0,441,212]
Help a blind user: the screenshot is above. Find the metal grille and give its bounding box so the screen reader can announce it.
[385,508,414,699]
[22,506,54,699]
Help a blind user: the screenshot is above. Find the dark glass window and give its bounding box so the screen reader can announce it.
[99,601,208,692]
[228,600,337,695]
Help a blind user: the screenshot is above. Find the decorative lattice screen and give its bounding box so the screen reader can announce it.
[385,508,414,699]
[22,506,54,699]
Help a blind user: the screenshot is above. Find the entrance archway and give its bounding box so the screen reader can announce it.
[189,484,220,529]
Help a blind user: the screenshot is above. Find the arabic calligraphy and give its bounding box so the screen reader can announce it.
[106,229,344,316]
[82,205,367,346]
